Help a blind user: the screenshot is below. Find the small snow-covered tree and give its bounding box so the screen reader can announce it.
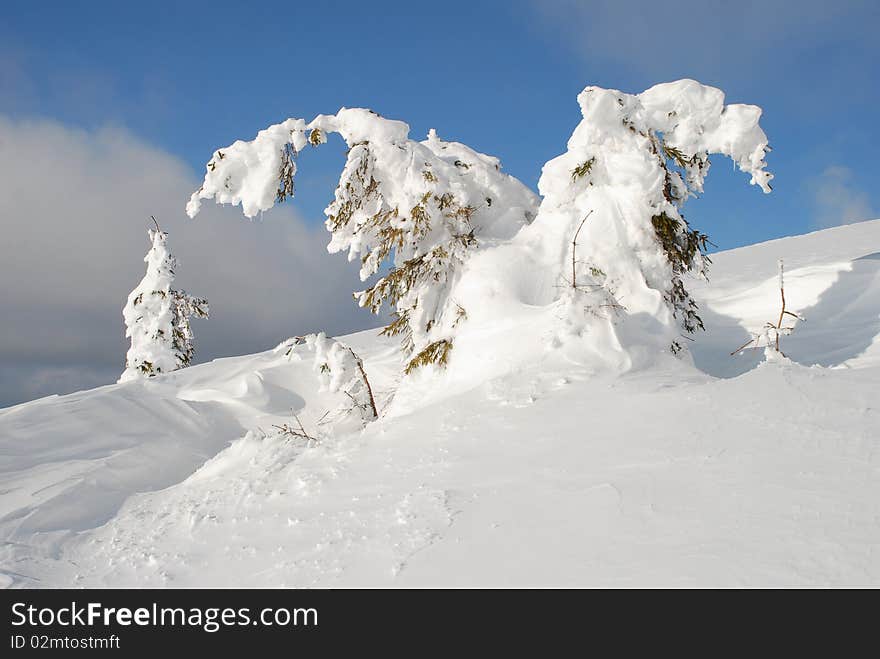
[307,332,377,426]
[119,226,209,382]
[187,109,538,374]
[278,332,378,437]
[536,79,773,353]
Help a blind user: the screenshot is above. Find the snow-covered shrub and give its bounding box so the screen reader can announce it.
[187,109,538,374]
[308,332,377,424]
[534,79,773,354]
[277,332,378,433]
[119,227,209,382]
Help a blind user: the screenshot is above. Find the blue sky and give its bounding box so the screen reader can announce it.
[3,0,877,247]
[0,0,878,406]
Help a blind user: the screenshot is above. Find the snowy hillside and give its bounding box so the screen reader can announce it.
[1,220,879,587]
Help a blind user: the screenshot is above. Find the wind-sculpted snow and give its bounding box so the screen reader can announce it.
[638,80,772,193]
[689,219,880,376]
[1,221,879,587]
[0,332,396,586]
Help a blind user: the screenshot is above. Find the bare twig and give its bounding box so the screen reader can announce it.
[150,215,161,232]
[284,335,307,357]
[731,258,803,356]
[730,336,756,356]
[347,347,378,419]
[775,265,786,351]
[272,413,318,442]
[571,210,594,290]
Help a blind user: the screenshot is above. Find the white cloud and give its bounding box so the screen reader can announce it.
[0,116,379,407]
[527,0,873,82]
[811,165,875,229]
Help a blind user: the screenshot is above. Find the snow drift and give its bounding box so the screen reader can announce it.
[1,220,879,587]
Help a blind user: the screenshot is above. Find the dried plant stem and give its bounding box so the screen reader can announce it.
[776,283,786,352]
[730,337,756,356]
[273,414,317,442]
[730,258,802,356]
[350,349,378,419]
[571,210,594,290]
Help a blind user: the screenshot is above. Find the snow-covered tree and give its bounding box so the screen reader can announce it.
[119,227,209,383]
[186,80,772,376]
[535,79,773,354]
[187,109,538,374]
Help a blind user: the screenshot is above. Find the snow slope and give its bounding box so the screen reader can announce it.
[691,219,880,377]
[1,220,879,587]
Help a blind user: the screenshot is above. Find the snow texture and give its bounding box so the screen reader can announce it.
[2,80,875,589]
[2,220,879,587]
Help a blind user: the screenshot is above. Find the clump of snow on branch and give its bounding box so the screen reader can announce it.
[533,79,773,355]
[171,290,209,368]
[186,118,309,219]
[119,229,208,383]
[188,108,538,374]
